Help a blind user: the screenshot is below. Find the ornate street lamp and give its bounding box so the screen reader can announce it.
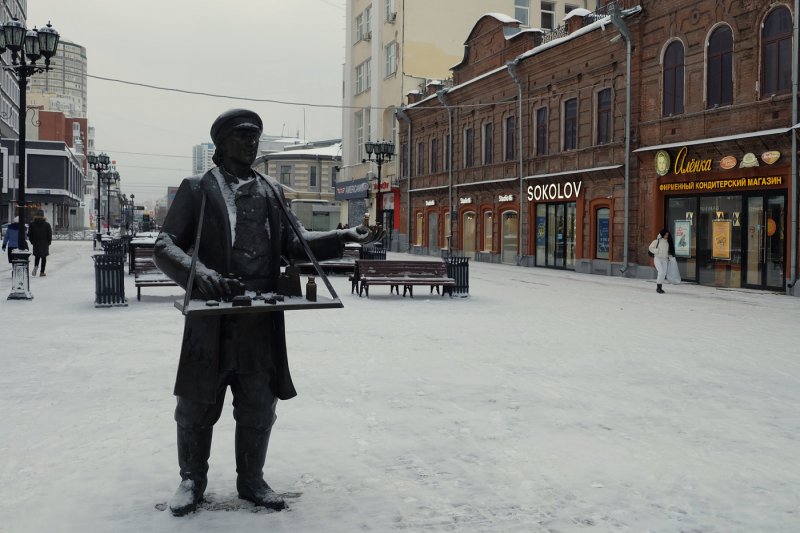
[3,18,59,300]
[88,152,110,246]
[363,139,395,228]
[103,169,120,235]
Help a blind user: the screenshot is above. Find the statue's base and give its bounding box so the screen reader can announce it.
[176,292,342,316]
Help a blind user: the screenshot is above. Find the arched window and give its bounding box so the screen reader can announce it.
[663,41,685,116]
[762,6,793,96]
[707,26,733,107]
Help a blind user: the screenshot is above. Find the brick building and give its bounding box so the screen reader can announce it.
[397,0,800,293]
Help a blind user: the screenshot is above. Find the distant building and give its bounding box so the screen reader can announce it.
[192,143,215,175]
[253,141,342,231]
[27,39,88,117]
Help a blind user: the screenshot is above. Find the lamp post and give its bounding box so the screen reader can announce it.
[88,152,110,247]
[129,194,135,233]
[103,169,119,235]
[363,139,395,228]
[2,17,60,301]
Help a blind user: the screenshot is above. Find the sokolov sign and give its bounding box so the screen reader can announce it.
[527,181,583,201]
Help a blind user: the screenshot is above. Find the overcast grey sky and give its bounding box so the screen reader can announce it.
[28,0,347,204]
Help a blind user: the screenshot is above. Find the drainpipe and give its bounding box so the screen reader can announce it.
[396,106,412,252]
[507,59,525,266]
[610,3,633,275]
[788,0,799,294]
[437,89,454,254]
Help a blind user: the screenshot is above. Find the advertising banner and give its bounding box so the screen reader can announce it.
[674,220,691,257]
[712,219,732,259]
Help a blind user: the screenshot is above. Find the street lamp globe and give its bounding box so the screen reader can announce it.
[37,22,59,59]
[24,29,40,62]
[2,18,25,51]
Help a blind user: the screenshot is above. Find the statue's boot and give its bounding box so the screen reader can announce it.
[235,425,287,511]
[169,425,212,517]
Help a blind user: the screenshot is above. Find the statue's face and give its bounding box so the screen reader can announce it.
[222,129,260,167]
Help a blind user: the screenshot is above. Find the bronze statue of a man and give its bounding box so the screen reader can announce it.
[154,109,378,516]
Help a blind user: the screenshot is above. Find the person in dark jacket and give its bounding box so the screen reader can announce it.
[28,210,52,276]
[2,217,28,263]
[154,109,381,517]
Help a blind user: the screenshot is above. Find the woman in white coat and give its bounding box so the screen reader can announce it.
[649,228,679,293]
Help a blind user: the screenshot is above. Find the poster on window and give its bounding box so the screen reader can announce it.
[536,216,546,246]
[597,218,610,258]
[712,219,732,259]
[673,220,691,257]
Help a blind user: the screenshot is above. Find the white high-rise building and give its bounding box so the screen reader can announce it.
[192,143,215,175]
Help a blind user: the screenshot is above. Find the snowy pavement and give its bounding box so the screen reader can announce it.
[0,240,798,532]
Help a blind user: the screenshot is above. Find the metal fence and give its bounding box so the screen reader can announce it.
[360,244,387,260]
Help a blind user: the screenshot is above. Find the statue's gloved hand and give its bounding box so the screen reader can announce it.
[341,224,385,245]
[193,266,244,301]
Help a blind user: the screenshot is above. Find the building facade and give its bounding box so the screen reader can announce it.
[398,0,800,294]
[253,142,342,231]
[27,39,88,118]
[341,0,597,247]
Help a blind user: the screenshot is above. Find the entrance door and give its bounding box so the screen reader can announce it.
[427,212,439,255]
[745,194,785,290]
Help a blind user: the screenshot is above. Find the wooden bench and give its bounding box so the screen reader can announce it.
[133,247,178,301]
[356,259,455,298]
[297,245,361,276]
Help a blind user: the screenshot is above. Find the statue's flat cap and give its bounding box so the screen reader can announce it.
[210,109,263,144]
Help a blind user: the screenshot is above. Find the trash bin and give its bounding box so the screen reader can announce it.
[444,255,469,296]
[93,253,128,307]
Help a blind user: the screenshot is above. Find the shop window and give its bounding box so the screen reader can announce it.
[462,211,477,258]
[596,88,612,145]
[536,107,548,155]
[663,41,685,116]
[563,98,577,151]
[762,6,792,96]
[595,207,610,259]
[482,211,493,252]
[501,211,518,264]
[483,122,494,164]
[415,212,424,245]
[707,25,733,107]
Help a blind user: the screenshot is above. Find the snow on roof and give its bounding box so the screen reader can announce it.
[409,7,643,110]
[564,8,591,21]
[267,142,342,158]
[484,12,520,24]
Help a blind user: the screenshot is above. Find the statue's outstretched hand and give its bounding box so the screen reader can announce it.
[341,224,385,245]
[193,265,245,301]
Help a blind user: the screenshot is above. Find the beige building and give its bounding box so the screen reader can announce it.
[341,0,597,246]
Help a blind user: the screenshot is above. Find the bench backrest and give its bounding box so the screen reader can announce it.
[358,259,448,278]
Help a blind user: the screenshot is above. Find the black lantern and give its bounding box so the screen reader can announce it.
[363,139,395,233]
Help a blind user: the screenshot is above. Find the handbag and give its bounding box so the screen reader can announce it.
[647,238,658,258]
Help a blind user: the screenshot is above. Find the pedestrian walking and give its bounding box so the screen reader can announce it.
[648,228,681,293]
[28,210,52,276]
[1,217,27,264]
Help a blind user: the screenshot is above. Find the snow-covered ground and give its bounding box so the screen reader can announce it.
[0,241,798,532]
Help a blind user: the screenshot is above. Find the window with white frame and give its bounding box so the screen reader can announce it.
[514,0,530,26]
[365,107,371,143]
[355,13,363,41]
[541,1,555,30]
[384,41,397,77]
[355,59,371,94]
[309,165,318,189]
[385,0,395,21]
[279,165,291,186]
[363,5,372,37]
